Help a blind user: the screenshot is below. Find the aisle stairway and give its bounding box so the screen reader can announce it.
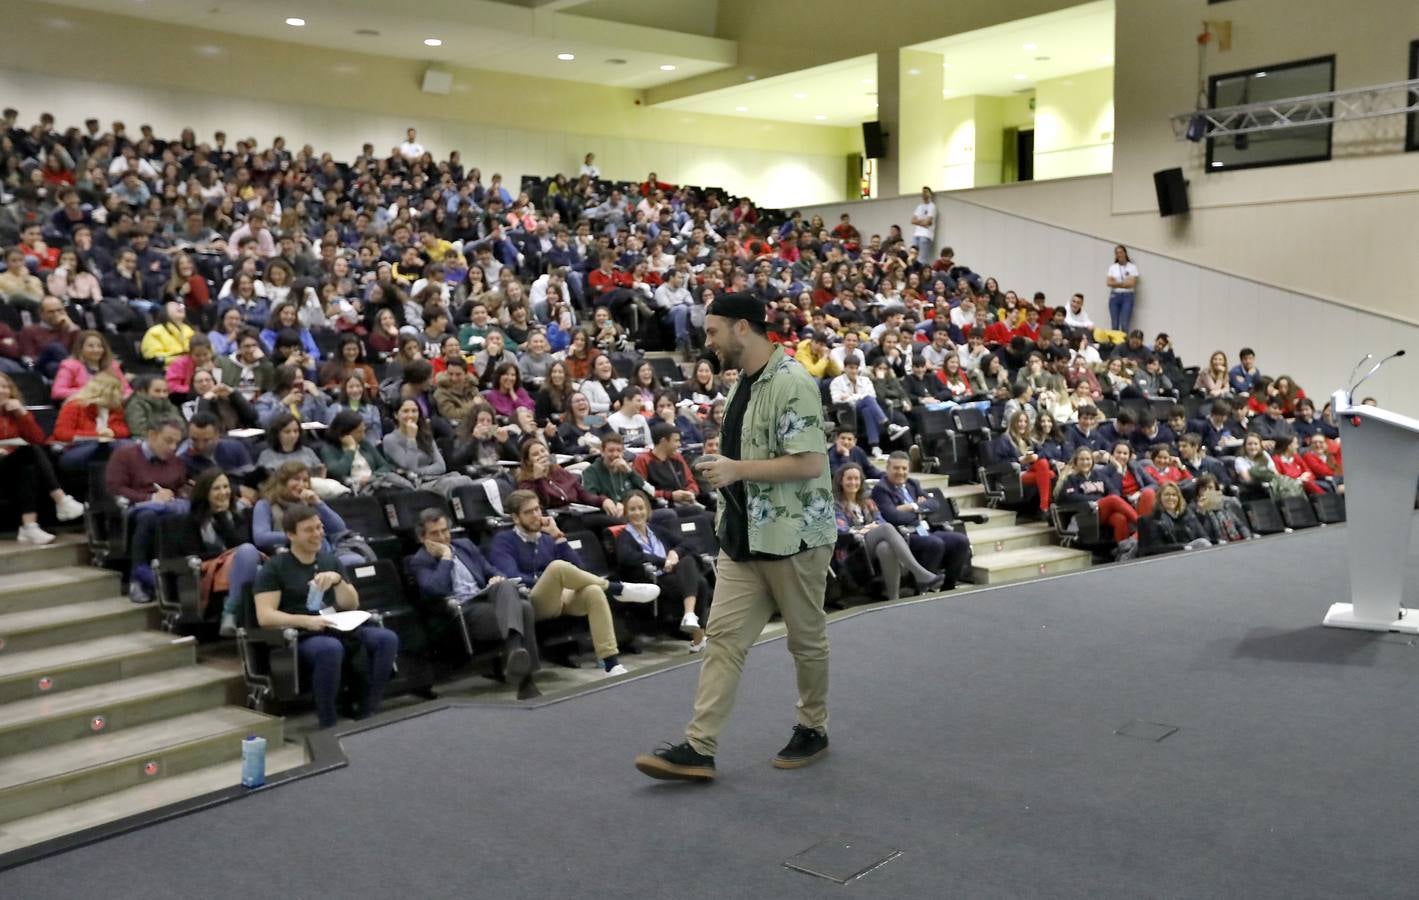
[917,477,1094,585]
[0,537,305,856]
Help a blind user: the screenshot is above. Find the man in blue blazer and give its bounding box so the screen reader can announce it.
[408,508,541,699]
[869,453,970,590]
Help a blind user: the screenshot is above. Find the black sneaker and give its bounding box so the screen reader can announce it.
[634,741,717,782]
[773,724,829,769]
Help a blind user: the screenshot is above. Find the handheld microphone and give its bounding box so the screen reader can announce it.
[1350,349,1406,401]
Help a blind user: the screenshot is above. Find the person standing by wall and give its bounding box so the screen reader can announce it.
[910,186,937,261]
[635,292,836,782]
[1106,244,1139,334]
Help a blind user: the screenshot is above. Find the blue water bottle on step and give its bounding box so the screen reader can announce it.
[241,734,267,788]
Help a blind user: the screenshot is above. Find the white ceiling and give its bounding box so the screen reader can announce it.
[655,55,881,128]
[912,0,1115,98]
[40,0,736,89]
[653,0,1114,127]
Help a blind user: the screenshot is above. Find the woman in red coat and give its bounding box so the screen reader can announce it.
[1272,435,1323,495]
[52,371,131,474]
[1301,432,1344,494]
[0,374,86,543]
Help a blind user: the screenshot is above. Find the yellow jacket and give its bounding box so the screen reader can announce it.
[795,338,840,379]
[140,322,194,362]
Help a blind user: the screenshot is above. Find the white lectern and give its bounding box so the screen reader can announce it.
[1322,389,1419,632]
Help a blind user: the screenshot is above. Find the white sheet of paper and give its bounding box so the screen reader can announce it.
[319,609,372,632]
[228,428,264,439]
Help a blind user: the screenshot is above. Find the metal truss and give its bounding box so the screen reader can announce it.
[1172,78,1419,140]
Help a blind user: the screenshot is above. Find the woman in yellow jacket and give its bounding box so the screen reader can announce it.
[140,300,196,364]
[794,334,841,380]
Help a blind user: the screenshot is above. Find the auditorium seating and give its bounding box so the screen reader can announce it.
[0,109,1350,716]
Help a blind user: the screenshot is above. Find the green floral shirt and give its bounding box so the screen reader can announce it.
[717,346,835,556]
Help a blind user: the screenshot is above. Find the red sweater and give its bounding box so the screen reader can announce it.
[103,442,188,504]
[983,321,1014,346]
[51,402,129,443]
[0,407,46,457]
[1272,453,1323,495]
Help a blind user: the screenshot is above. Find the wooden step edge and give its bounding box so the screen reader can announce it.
[0,637,196,704]
[0,743,308,855]
[0,634,190,680]
[0,710,285,824]
[0,599,152,635]
[0,666,239,738]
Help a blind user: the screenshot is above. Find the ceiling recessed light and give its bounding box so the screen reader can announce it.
[813,115,827,121]
[745,75,756,81]
[942,62,951,69]
[907,67,920,76]
[1211,161,1224,167]
[1013,73,1028,80]
[285,17,305,27]
[194,44,224,56]
[1023,42,1037,51]
[1255,71,1267,78]
[735,105,749,112]
[557,52,575,61]
[659,64,676,71]
[424,38,442,47]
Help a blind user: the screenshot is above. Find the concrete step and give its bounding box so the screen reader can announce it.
[0,706,284,825]
[0,741,308,854]
[915,473,953,491]
[0,566,121,615]
[941,483,987,509]
[962,506,1018,531]
[0,536,89,577]
[0,599,155,655]
[0,743,306,853]
[970,545,1093,585]
[0,632,196,705]
[0,666,239,759]
[968,522,1057,554]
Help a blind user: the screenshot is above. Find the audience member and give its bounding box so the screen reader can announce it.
[252,502,399,728]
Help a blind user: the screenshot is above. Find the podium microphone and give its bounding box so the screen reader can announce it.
[1350,349,1406,401]
[1346,352,1373,387]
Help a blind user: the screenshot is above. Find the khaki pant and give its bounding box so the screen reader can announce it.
[527,560,618,660]
[686,544,832,756]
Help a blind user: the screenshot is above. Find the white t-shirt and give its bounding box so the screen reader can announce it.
[399,140,426,161]
[912,201,937,239]
[1108,262,1139,293]
[580,163,601,179]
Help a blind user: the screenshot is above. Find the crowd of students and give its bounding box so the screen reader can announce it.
[0,110,1346,721]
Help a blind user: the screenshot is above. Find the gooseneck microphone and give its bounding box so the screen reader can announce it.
[1349,349,1406,402]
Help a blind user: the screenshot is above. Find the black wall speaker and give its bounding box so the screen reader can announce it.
[862,121,886,159]
[1153,167,1189,217]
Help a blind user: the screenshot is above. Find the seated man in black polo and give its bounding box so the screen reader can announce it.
[408,508,542,699]
[252,503,399,728]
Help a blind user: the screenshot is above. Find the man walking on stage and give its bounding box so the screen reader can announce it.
[635,293,836,782]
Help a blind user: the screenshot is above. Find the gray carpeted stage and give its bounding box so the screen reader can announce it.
[5,523,1419,899]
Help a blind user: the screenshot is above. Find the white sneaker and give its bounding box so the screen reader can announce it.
[219,613,237,638]
[680,612,701,631]
[618,582,661,604]
[604,663,629,677]
[55,494,86,522]
[688,636,707,653]
[16,523,55,545]
[888,424,911,441]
